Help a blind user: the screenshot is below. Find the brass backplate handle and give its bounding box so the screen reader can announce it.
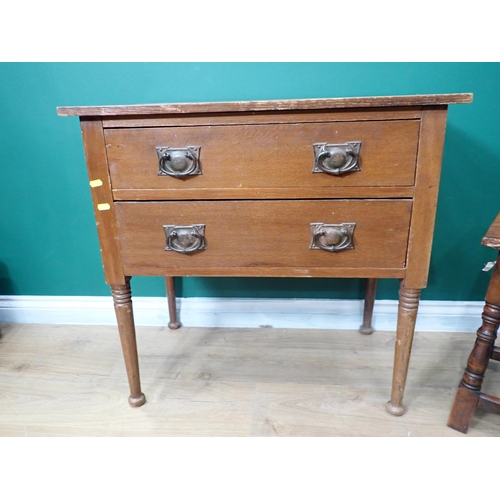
[156,146,201,177]
[312,141,361,176]
[310,222,356,252]
[163,224,206,253]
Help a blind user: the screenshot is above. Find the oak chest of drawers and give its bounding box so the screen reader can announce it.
[58,93,472,415]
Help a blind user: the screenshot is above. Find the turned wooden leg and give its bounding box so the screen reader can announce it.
[165,276,181,329]
[387,284,421,416]
[448,262,500,433]
[111,279,146,407]
[359,278,377,335]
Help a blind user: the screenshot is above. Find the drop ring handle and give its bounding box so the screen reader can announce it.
[163,224,207,253]
[313,141,361,176]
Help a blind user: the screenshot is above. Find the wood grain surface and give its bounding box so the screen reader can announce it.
[482,211,500,249]
[113,199,412,275]
[0,323,497,437]
[111,186,416,201]
[403,108,448,289]
[57,93,473,116]
[100,108,422,128]
[80,118,125,285]
[105,120,419,193]
[113,186,415,201]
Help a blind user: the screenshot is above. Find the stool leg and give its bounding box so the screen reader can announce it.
[165,276,181,329]
[448,262,500,433]
[359,278,377,334]
[111,279,146,407]
[387,283,421,416]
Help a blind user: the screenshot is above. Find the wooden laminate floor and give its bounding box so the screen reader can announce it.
[0,323,499,437]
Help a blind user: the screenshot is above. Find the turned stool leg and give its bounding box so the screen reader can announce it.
[165,276,181,329]
[359,278,377,335]
[387,283,421,416]
[448,262,500,433]
[111,279,146,407]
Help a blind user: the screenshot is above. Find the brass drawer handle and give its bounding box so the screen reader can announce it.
[310,222,356,252]
[156,146,201,177]
[163,224,206,253]
[312,141,361,176]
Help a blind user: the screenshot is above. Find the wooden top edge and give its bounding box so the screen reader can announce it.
[56,93,473,117]
[482,211,500,248]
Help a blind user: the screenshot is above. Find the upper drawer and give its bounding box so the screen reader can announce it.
[104,120,419,196]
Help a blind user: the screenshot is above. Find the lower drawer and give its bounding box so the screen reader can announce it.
[114,199,412,277]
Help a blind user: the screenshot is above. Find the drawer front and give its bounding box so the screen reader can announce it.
[105,120,419,195]
[114,200,412,274]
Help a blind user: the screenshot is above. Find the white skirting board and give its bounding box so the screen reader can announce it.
[0,295,485,333]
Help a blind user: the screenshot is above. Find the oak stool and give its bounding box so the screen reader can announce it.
[448,211,500,433]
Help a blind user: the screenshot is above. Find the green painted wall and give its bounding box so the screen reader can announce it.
[1,63,499,301]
